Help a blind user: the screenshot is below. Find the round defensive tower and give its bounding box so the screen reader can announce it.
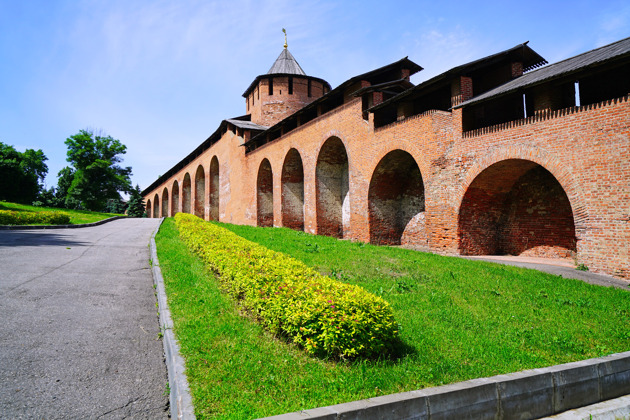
[243,40,331,127]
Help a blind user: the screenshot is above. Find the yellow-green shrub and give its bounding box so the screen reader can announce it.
[0,210,71,225]
[175,213,399,359]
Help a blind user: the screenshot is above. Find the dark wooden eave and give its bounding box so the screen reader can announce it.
[454,36,630,109]
[370,42,547,113]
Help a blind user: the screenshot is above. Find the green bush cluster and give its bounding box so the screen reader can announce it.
[175,213,399,359]
[0,209,71,225]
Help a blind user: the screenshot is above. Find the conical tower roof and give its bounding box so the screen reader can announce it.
[267,48,306,75]
[242,45,330,98]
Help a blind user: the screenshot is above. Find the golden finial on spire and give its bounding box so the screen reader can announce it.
[282,28,287,49]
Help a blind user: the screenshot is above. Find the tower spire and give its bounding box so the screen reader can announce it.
[282,28,287,49]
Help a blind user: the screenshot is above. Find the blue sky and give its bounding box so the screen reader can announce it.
[1,0,629,192]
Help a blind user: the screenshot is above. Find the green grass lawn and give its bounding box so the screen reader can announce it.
[156,218,630,419]
[0,201,124,225]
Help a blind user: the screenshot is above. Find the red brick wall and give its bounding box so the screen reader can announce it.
[281,148,305,230]
[315,137,349,238]
[144,94,629,279]
[452,98,630,277]
[182,173,191,214]
[257,159,274,227]
[501,165,576,257]
[152,194,159,218]
[511,62,523,78]
[247,77,326,127]
[209,157,219,221]
[368,150,426,245]
[458,160,576,258]
[171,181,180,215]
[194,165,205,219]
[161,189,169,218]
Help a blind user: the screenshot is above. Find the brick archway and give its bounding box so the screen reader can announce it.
[315,130,353,170]
[209,156,219,221]
[194,165,205,219]
[161,187,169,217]
[281,148,304,231]
[182,173,191,214]
[316,136,349,238]
[365,143,431,188]
[171,180,180,215]
[368,149,426,245]
[257,159,274,227]
[456,146,588,242]
[153,194,160,218]
[146,199,152,218]
[458,160,577,257]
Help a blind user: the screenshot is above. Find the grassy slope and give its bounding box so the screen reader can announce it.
[0,201,123,224]
[156,218,630,419]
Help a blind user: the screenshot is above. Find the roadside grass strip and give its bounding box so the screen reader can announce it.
[174,212,399,359]
[156,218,630,419]
[0,201,123,225]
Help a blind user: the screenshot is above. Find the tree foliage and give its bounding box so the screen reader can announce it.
[104,198,127,214]
[64,130,132,211]
[127,185,147,217]
[53,166,81,209]
[0,141,48,203]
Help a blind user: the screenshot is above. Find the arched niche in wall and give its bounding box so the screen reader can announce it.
[458,159,576,258]
[161,187,169,217]
[257,159,274,227]
[182,173,192,214]
[153,194,160,219]
[194,165,205,219]
[316,137,349,238]
[209,157,219,221]
[368,150,426,246]
[171,180,180,215]
[281,148,304,231]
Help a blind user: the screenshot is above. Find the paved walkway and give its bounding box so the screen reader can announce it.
[403,244,629,289]
[0,218,168,419]
[464,255,629,289]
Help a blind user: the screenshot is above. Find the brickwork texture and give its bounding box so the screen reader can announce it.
[144,40,630,279]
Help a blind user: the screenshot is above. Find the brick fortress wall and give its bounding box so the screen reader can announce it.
[144,51,629,279]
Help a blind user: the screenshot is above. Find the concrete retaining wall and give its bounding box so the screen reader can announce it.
[264,351,630,420]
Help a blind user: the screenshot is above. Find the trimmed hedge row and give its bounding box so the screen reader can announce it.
[0,210,71,225]
[175,213,399,359]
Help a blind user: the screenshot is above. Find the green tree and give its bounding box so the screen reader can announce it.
[55,166,81,209]
[104,197,127,214]
[0,141,48,203]
[126,185,147,217]
[64,130,132,211]
[21,148,48,184]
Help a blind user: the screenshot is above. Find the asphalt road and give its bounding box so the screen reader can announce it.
[0,218,169,419]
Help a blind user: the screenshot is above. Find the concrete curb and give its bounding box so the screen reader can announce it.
[0,215,128,230]
[262,351,630,420]
[150,218,196,420]
[541,394,630,419]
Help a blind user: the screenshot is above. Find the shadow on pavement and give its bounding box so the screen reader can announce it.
[0,231,90,248]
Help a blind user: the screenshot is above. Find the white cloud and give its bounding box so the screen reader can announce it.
[596,3,630,47]
[407,26,481,82]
